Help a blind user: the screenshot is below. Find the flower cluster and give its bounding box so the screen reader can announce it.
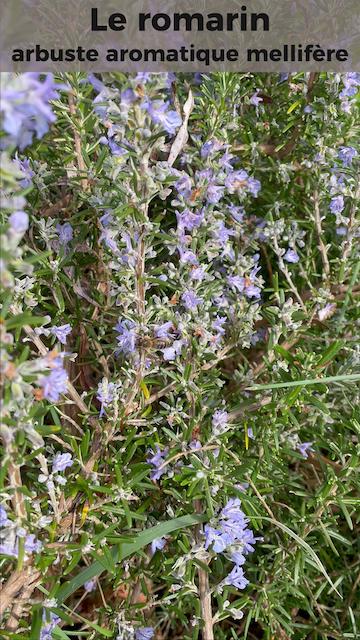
[205,498,258,591]
[0,73,62,150]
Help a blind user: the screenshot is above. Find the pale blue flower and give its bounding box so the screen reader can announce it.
[51,324,71,345]
[284,249,299,264]
[9,210,29,234]
[40,368,68,402]
[52,452,73,473]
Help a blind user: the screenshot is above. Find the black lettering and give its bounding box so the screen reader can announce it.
[336,49,348,61]
[247,48,268,62]
[174,13,204,31]
[152,13,171,31]
[139,13,151,31]
[109,13,126,31]
[106,49,118,61]
[270,48,281,61]
[251,13,270,31]
[12,49,24,61]
[87,49,99,61]
[129,49,142,61]
[206,13,223,31]
[91,7,107,31]
[227,49,239,61]
[144,49,165,62]
[226,13,239,31]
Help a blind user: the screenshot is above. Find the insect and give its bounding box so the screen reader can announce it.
[190,186,205,202]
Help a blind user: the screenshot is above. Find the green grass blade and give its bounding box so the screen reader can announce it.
[56,514,205,603]
[247,373,360,391]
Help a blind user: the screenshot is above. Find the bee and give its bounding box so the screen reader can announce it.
[169,294,179,306]
[232,179,248,191]
[192,425,201,440]
[190,187,204,202]
[137,335,165,350]
[33,388,44,401]
[135,84,145,98]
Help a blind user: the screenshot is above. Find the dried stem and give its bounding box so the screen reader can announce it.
[68,92,89,191]
[194,499,214,640]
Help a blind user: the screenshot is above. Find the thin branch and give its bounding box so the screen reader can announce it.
[68,92,89,192]
[194,499,214,640]
[313,190,330,280]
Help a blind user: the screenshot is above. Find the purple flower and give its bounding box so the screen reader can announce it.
[212,316,227,340]
[228,204,245,223]
[162,339,183,362]
[155,321,174,339]
[201,140,219,158]
[39,368,68,402]
[227,275,245,292]
[223,564,249,590]
[87,73,105,92]
[284,249,300,264]
[96,379,116,417]
[247,177,261,197]
[50,324,71,345]
[114,319,137,355]
[297,442,314,459]
[206,184,225,204]
[213,222,234,247]
[330,195,345,214]
[8,210,29,234]
[135,628,154,640]
[40,612,61,640]
[247,427,255,440]
[135,72,153,84]
[212,409,229,433]
[318,303,336,322]
[245,284,261,299]
[204,525,232,553]
[250,91,263,107]
[190,266,206,282]
[0,533,42,558]
[101,135,126,157]
[1,73,63,150]
[0,541,18,558]
[147,445,169,481]
[0,505,10,527]
[52,452,73,473]
[24,534,42,553]
[179,248,198,265]
[225,170,249,194]
[84,579,96,592]
[230,550,246,566]
[176,208,203,232]
[14,155,34,187]
[182,290,203,311]
[142,98,181,135]
[151,537,166,555]
[220,498,244,521]
[175,175,192,198]
[219,152,235,171]
[338,146,357,166]
[121,88,136,106]
[336,226,347,236]
[56,222,73,246]
[340,74,359,99]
